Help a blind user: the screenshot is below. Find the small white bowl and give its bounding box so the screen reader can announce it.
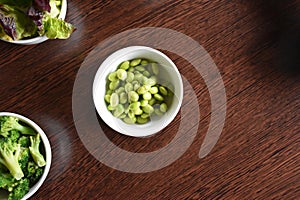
[93,46,184,137]
[0,112,51,200]
[0,0,67,45]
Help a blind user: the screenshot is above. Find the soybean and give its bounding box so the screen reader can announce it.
[119,61,130,70]
[110,93,119,107]
[104,58,174,125]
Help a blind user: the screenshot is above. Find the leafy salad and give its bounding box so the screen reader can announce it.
[0,0,75,41]
[0,116,46,200]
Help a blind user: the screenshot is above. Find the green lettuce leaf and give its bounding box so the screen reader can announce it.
[41,12,74,39]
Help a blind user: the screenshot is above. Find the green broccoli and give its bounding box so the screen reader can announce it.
[26,161,44,186]
[18,136,30,147]
[19,148,30,173]
[0,139,24,180]
[7,178,30,200]
[8,130,21,143]
[29,134,46,167]
[0,167,14,188]
[0,116,36,136]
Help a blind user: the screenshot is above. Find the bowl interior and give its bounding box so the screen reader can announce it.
[93,46,183,137]
[0,112,51,200]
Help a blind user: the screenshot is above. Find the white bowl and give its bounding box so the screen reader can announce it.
[0,0,67,45]
[93,46,184,137]
[0,112,51,200]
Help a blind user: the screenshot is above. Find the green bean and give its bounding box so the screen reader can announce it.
[151,63,159,75]
[110,93,119,107]
[144,85,151,91]
[123,117,136,124]
[108,72,118,81]
[128,91,139,102]
[143,92,152,100]
[135,65,145,72]
[107,104,115,111]
[134,73,143,82]
[137,86,148,95]
[137,116,148,124]
[142,104,154,114]
[141,113,150,119]
[104,94,111,103]
[134,70,141,75]
[159,86,168,96]
[143,70,151,77]
[115,87,125,94]
[160,103,167,113]
[119,113,127,119]
[128,67,135,72]
[134,108,143,115]
[154,93,164,101]
[113,104,124,117]
[132,80,139,85]
[119,61,130,70]
[140,99,148,107]
[119,92,127,104]
[142,77,149,85]
[106,89,113,95]
[130,59,142,67]
[126,72,134,82]
[124,82,133,93]
[116,69,127,81]
[109,80,119,90]
[149,86,158,94]
[133,82,141,91]
[128,110,135,119]
[141,59,149,65]
[124,105,130,114]
[129,102,141,111]
[148,98,156,106]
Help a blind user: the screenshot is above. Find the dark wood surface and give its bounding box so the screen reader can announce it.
[1,0,299,199]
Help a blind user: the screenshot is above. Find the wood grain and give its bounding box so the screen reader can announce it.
[0,0,299,199]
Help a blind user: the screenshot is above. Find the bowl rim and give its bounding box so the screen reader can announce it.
[0,0,67,45]
[92,45,184,137]
[0,112,52,200]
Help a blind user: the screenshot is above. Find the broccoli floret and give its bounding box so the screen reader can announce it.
[19,148,30,173]
[0,116,36,136]
[18,136,30,147]
[29,134,46,167]
[0,168,14,188]
[26,161,44,186]
[9,130,21,143]
[0,117,9,137]
[7,178,30,200]
[0,139,24,180]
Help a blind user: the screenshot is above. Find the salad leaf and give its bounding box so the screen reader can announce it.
[27,5,43,30]
[0,0,75,41]
[42,12,75,39]
[33,0,50,12]
[0,4,37,40]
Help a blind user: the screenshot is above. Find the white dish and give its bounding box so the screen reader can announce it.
[0,112,51,200]
[0,0,67,45]
[93,46,184,137]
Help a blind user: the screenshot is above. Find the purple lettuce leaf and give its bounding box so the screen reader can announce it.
[0,5,17,40]
[27,6,43,30]
[33,0,50,12]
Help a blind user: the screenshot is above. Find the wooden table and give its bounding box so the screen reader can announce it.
[1,0,299,199]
